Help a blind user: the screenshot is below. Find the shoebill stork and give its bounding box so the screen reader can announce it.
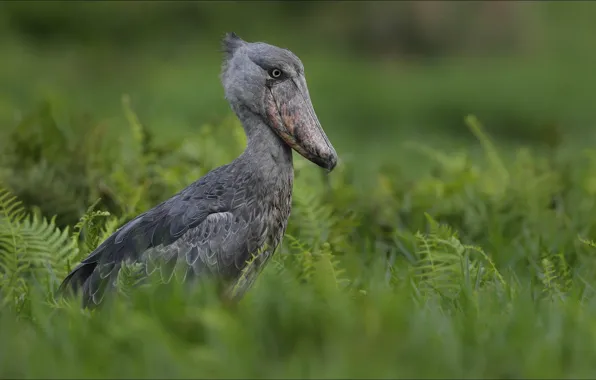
[59,33,338,307]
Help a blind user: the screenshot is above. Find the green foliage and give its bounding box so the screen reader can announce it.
[3,108,596,378]
[2,5,596,375]
[0,185,77,312]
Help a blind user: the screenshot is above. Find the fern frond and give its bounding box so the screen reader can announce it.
[282,234,350,291]
[0,187,26,225]
[20,213,78,280]
[407,214,505,301]
[283,234,316,283]
[579,236,596,249]
[0,185,82,311]
[465,115,509,184]
[541,258,558,294]
[319,242,350,290]
[289,178,358,259]
[117,261,147,299]
[70,199,111,261]
[539,250,572,299]
[291,183,333,246]
[0,185,29,307]
[122,94,146,157]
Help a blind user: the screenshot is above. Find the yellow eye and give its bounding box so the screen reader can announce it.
[269,68,282,78]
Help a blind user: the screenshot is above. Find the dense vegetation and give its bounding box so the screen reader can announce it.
[3,2,596,378]
[3,102,596,377]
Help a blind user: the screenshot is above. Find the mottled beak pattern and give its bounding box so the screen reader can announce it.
[266,76,338,171]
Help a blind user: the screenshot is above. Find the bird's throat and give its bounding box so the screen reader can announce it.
[235,106,293,176]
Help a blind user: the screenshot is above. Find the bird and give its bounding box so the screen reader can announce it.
[58,32,338,307]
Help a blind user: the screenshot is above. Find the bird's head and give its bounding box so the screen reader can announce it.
[221,32,337,172]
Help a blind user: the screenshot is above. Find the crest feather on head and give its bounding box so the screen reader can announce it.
[222,32,245,61]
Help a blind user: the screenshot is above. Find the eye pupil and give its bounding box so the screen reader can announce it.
[271,69,282,78]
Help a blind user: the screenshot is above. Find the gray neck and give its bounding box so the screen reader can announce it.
[234,105,293,176]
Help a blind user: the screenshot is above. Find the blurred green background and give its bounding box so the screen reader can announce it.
[2,1,596,161]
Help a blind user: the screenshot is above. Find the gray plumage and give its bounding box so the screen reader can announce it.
[59,33,337,307]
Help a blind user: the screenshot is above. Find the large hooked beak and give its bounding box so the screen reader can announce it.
[265,76,338,171]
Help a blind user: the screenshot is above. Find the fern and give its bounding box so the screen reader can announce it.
[407,214,505,302]
[541,258,558,295]
[281,234,350,291]
[290,182,333,246]
[283,234,316,283]
[19,213,77,285]
[317,242,350,290]
[538,250,572,300]
[70,199,112,262]
[465,114,510,196]
[0,185,79,311]
[579,236,596,249]
[290,177,359,258]
[0,186,30,309]
[116,261,148,299]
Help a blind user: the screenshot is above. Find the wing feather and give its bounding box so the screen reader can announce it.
[58,164,269,307]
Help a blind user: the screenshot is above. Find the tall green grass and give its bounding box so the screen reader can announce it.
[2,99,596,378]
